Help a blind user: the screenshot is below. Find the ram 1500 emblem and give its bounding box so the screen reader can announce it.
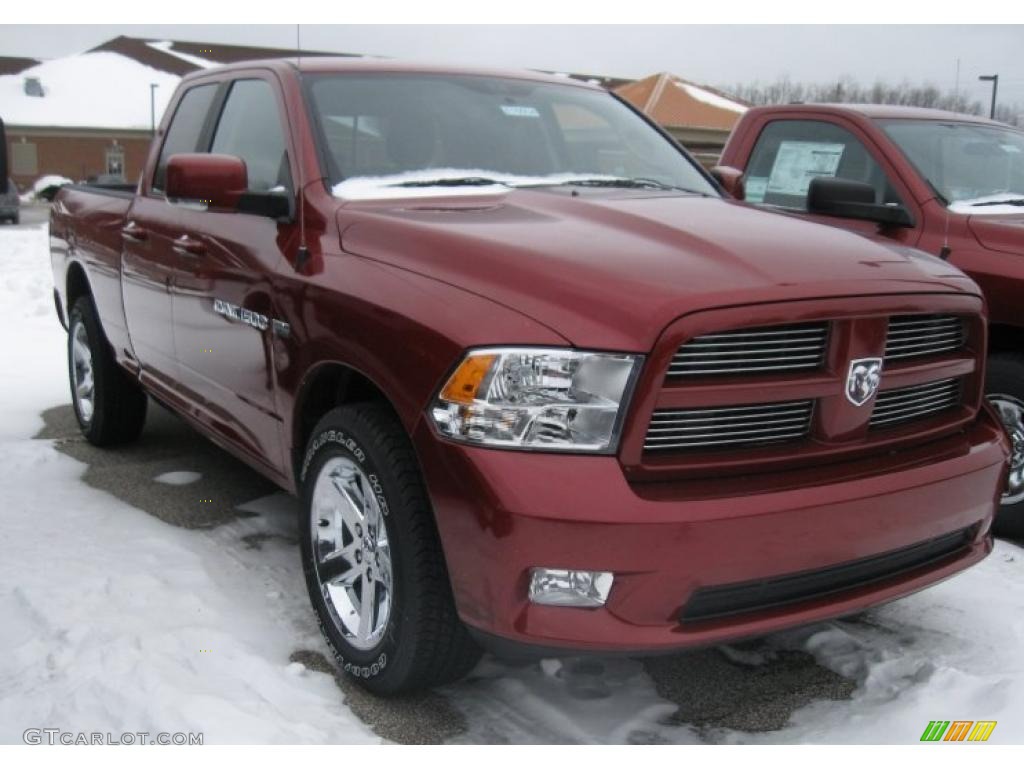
[845,357,883,407]
[212,298,269,332]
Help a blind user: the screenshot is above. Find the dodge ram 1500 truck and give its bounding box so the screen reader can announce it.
[715,104,1024,535]
[51,60,1010,694]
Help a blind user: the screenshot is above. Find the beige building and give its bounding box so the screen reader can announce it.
[616,72,749,167]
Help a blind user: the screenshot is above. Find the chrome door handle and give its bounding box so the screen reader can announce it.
[172,235,206,257]
[121,222,148,242]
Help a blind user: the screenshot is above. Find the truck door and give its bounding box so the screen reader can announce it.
[738,117,922,248]
[122,82,219,401]
[170,76,295,473]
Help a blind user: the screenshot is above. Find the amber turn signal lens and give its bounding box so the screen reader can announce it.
[439,354,498,405]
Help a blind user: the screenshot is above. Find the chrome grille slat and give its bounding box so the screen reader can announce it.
[872,386,957,409]
[870,377,960,428]
[644,399,813,451]
[870,404,957,426]
[646,419,809,435]
[649,413,809,427]
[885,315,964,362]
[669,322,828,378]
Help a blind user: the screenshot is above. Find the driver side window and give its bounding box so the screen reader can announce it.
[210,79,292,193]
[746,120,900,210]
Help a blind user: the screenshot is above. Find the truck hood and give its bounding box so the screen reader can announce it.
[339,190,979,351]
[967,213,1024,255]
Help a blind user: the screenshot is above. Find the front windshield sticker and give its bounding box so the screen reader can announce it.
[745,176,768,203]
[500,105,541,118]
[767,141,845,196]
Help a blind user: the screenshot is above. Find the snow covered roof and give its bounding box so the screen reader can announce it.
[615,72,748,130]
[0,51,183,130]
[0,35,355,131]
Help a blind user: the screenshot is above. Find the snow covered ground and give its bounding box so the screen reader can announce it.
[0,220,1022,744]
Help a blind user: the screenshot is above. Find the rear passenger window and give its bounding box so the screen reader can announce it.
[745,120,900,210]
[211,80,291,193]
[152,83,218,193]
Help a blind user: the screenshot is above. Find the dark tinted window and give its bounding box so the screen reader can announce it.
[211,79,291,193]
[153,83,217,192]
[745,120,900,209]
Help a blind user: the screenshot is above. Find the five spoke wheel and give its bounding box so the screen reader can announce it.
[311,457,393,650]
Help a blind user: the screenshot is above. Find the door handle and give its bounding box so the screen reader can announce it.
[121,222,148,242]
[172,235,207,257]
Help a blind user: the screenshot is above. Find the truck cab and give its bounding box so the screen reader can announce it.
[716,104,1024,533]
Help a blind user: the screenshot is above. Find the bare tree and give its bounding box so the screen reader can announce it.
[722,77,1022,126]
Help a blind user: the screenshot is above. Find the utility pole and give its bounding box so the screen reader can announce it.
[150,83,159,136]
[979,74,999,120]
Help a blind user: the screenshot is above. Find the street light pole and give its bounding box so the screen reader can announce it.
[979,74,999,120]
[150,83,159,136]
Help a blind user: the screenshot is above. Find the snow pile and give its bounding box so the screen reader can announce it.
[0,224,377,744]
[0,52,180,130]
[949,193,1024,215]
[720,546,1024,743]
[675,81,747,114]
[21,175,73,202]
[333,169,620,200]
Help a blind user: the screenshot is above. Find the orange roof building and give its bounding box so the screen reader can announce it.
[615,72,748,131]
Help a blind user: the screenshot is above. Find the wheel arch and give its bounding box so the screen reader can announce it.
[65,260,93,311]
[291,360,404,485]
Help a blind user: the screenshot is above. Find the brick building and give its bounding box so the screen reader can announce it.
[0,37,350,190]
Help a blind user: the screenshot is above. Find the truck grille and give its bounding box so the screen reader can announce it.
[870,378,961,428]
[668,322,828,377]
[644,399,813,451]
[885,315,964,362]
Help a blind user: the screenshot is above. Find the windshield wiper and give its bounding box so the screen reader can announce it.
[972,198,1024,207]
[389,176,509,188]
[558,177,710,195]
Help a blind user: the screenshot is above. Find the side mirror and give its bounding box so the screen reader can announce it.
[710,165,744,200]
[166,153,247,209]
[807,177,914,228]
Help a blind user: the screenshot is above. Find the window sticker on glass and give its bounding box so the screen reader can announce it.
[767,141,846,196]
[745,176,768,203]
[500,104,541,118]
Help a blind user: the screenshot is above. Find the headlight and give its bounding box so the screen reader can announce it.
[430,348,642,452]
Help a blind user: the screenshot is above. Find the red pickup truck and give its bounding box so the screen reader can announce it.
[715,104,1024,535]
[51,60,1010,694]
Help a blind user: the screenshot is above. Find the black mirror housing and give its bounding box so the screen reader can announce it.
[807,177,914,228]
[236,191,293,221]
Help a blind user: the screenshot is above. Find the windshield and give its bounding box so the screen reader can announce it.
[879,119,1024,214]
[306,73,717,199]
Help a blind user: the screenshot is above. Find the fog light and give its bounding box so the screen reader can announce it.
[528,568,613,608]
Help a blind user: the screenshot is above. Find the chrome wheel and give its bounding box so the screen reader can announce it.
[71,319,95,425]
[311,456,393,651]
[990,394,1024,505]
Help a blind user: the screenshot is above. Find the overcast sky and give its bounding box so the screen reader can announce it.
[1,24,1022,109]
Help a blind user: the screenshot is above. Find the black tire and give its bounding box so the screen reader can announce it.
[986,352,1024,539]
[67,295,147,446]
[299,403,480,694]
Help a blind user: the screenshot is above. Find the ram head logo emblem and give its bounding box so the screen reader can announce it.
[845,358,883,407]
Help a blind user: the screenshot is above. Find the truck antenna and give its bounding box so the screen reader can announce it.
[295,23,311,272]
